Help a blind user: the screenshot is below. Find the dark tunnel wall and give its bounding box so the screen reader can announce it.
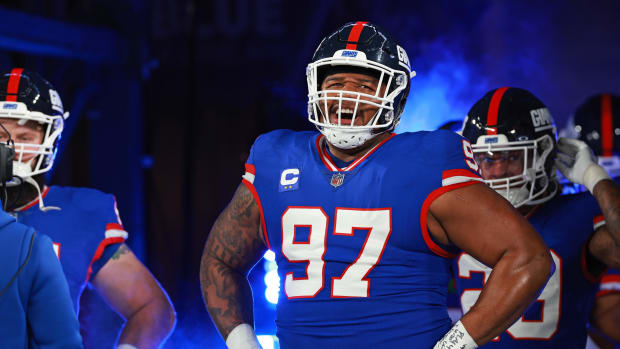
[1,0,620,347]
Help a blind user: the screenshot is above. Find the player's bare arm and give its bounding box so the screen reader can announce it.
[588,179,620,268]
[590,292,620,348]
[200,183,267,339]
[92,243,176,349]
[555,137,620,268]
[429,182,551,345]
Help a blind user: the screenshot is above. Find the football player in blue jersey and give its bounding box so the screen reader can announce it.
[568,93,620,347]
[0,68,176,349]
[0,138,82,348]
[455,87,620,348]
[201,22,553,349]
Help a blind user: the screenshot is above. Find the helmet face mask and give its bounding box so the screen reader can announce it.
[307,22,414,149]
[472,135,555,207]
[462,87,558,208]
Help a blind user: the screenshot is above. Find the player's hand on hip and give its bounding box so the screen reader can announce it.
[555,137,610,193]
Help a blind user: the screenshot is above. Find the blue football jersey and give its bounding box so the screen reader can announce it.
[11,186,128,347]
[244,130,483,348]
[454,192,603,348]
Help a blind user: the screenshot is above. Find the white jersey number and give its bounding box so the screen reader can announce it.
[281,207,392,298]
[458,250,561,340]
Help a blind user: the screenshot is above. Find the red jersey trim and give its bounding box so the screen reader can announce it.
[593,214,606,230]
[243,163,256,184]
[441,169,483,186]
[315,133,396,172]
[242,179,271,250]
[420,181,480,258]
[106,223,124,231]
[105,223,128,240]
[52,242,61,259]
[596,289,620,298]
[524,204,542,220]
[14,186,50,211]
[85,236,126,283]
[601,274,620,283]
[596,274,620,297]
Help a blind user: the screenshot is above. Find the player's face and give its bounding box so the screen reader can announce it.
[0,118,44,163]
[320,72,387,126]
[474,150,525,180]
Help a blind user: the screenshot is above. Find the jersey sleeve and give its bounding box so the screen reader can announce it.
[85,194,128,282]
[25,231,83,349]
[581,211,607,282]
[241,133,271,249]
[429,130,484,188]
[597,269,620,297]
[242,132,270,185]
[417,131,484,259]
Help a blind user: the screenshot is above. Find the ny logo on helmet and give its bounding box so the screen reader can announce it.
[49,89,64,113]
[530,107,553,131]
[396,45,411,70]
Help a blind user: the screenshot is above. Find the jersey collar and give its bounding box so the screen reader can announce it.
[524,203,542,219]
[13,186,50,212]
[315,133,395,172]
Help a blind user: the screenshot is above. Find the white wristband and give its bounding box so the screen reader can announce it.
[226,323,261,349]
[433,320,478,349]
[117,345,138,349]
[584,164,611,194]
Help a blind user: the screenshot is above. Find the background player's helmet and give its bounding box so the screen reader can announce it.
[566,93,620,179]
[307,21,415,149]
[0,68,68,185]
[461,87,558,207]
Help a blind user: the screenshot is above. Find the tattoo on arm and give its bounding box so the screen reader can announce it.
[200,183,266,339]
[111,244,129,260]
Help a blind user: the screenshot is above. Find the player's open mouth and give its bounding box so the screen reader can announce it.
[329,107,355,124]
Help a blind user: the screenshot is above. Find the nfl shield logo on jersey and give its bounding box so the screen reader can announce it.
[330,173,345,188]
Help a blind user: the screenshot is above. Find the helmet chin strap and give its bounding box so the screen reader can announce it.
[322,127,379,150]
[12,160,60,212]
[497,186,531,208]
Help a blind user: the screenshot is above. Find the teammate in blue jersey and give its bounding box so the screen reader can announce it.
[567,93,620,347]
[455,87,620,348]
[201,22,553,349]
[0,68,176,349]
